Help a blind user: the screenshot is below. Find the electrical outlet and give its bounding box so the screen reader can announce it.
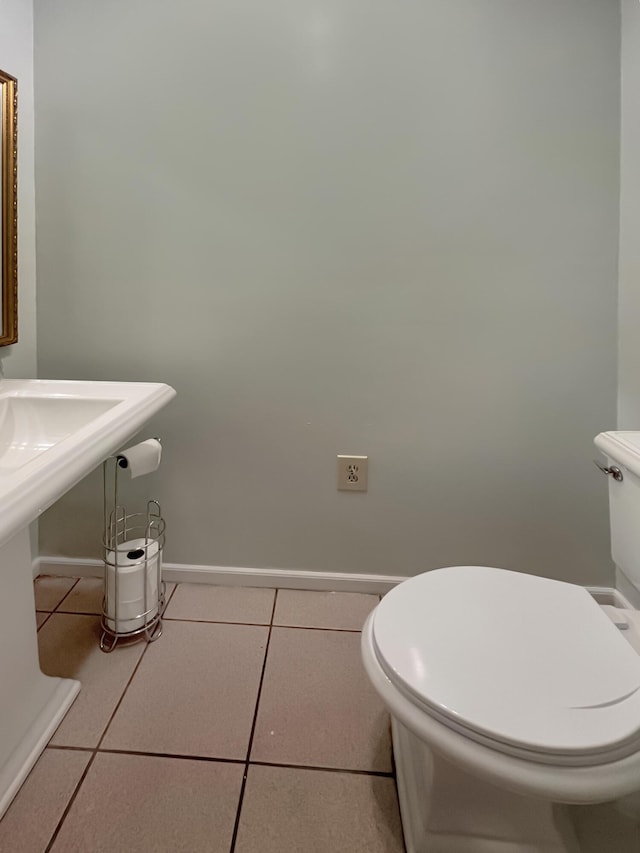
[337,455,368,492]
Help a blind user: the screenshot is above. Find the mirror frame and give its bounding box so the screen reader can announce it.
[0,69,17,347]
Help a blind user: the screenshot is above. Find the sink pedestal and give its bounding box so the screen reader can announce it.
[0,528,80,818]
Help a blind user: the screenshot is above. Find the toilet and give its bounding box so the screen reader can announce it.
[361,430,640,853]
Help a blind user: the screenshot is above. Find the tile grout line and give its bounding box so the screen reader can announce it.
[41,611,368,632]
[36,612,53,632]
[45,744,395,778]
[34,575,80,638]
[43,750,97,853]
[52,578,80,612]
[247,760,394,779]
[43,612,362,634]
[163,618,365,633]
[34,576,80,617]
[227,588,279,853]
[49,745,246,765]
[43,620,155,852]
[164,580,179,609]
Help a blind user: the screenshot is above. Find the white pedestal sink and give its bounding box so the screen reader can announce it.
[0,379,176,819]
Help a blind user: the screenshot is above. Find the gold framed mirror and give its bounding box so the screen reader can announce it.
[0,69,17,347]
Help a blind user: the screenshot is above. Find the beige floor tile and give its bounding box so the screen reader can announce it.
[50,752,243,853]
[163,582,177,603]
[57,578,103,614]
[235,764,404,853]
[36,612,50,629]
[38,614,145,747]
[0,748,91,853]
[251,627,391,771]
[165,583,275,624]
[34,577,77,611]
[102,620,268,758]
[59,577,176,615]
[273,589,378,630]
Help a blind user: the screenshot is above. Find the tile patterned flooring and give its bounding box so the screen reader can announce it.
[7,577,640,852]
[0,579,404,853]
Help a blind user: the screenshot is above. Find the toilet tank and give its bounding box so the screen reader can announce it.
[594,431,640,594]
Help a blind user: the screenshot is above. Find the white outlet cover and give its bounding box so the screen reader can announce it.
[337,455,368,491]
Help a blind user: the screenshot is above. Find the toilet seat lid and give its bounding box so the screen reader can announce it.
[372,566,640,760]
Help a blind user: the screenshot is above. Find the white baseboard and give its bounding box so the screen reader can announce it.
[35,556,408,595]
[32,557,636,604]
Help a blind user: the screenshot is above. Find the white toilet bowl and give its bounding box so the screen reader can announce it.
[362,565,640,852]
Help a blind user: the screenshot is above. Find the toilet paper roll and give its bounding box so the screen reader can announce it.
[117,438,162,478]
[105,538,160,631]
[106,537,160,570]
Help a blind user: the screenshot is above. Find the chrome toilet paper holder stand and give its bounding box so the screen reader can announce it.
[100,448,167,653]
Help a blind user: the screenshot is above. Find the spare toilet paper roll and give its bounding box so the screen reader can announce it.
[105,538,160,631]
[117,438,162,478]
[106,537,160,570]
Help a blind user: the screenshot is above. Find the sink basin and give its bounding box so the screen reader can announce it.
[0,396,120,471]
[0,378,176,820]
[0,379,176,548]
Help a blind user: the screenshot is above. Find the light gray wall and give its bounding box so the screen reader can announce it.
[0,0,37,378]
[34,0,619,585]
[619,0,640,428]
